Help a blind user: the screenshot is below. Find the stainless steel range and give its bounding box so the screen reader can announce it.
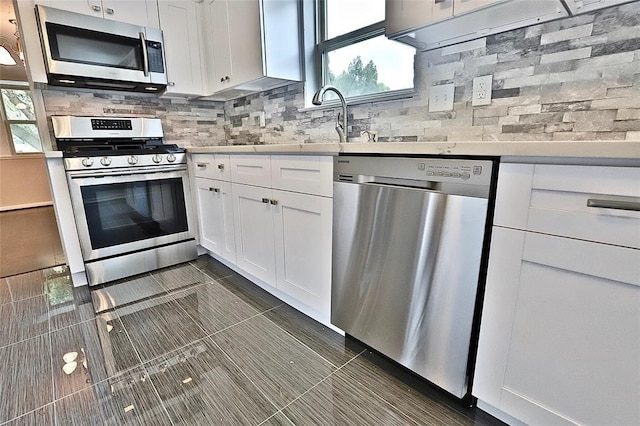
[53,116,197,286]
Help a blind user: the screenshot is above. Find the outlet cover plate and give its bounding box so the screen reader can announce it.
[429,83,455,112]
[472,75,493,106]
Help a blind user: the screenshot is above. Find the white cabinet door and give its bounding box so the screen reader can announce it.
[44,0,158,27]
[231,183,276,286]
[563,0,630,15]
[474,227,640,426]
[158,0,204,95]
[385,0,453,36]
[273,190,332,316]
[453,0,503,16]
[226,0,262,86]
[195,178,236,264]
[204,0,232,93]
[43,0,104,18]
[102,0,159,28]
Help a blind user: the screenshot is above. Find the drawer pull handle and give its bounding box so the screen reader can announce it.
[217,164,225,170]
[587,198,640,212]
[196,163,208,168]
[262,198,269,204]
[208,187,219,193]
[270,199,278,205]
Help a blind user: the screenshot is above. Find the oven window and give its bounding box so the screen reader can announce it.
[81,178,188,249]
[46,23,143,70]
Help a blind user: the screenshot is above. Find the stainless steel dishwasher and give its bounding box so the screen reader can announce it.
[332,155,496,399]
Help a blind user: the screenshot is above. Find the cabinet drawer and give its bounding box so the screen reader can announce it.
[271,155,332,197]
[494,163,640,248]
[528,165,640,248]
[230,155,271,187]
[192,154,230,180]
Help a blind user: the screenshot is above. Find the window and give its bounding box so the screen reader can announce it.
[0,85,43,153]
[317,0,415,101]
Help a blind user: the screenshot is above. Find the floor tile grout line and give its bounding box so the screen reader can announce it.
[0,401,56,426]
[256,348,368,425]
[207,336,283,420]
[188,260,236,283]
[119,300,285,370]
[255,306,354,370]
[203,302,285,338]
[48,328,57,426]
[0,322,51,352]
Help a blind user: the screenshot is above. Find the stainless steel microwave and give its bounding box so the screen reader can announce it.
[35,5,167,93]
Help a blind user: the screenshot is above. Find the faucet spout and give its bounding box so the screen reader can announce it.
[312,85,347,142]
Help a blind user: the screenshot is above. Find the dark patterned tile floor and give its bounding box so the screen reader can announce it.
[0,255,504,425]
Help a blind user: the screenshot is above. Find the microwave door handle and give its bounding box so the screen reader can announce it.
[140,32,149,77]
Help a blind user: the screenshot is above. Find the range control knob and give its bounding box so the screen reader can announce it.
[100,157,112,167]
[152,154,163,164]
[166,154,176,163]
[127,155,138,165]
[81,157,94,167]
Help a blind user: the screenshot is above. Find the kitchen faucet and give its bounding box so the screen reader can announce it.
[311,85,347,142]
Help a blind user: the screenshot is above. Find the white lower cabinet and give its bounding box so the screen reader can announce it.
[192,154,333,320]
[273,189,332,315]
[194,177,235,264]
[474,163,640,426]
[231,182,333,316]
[231,183,277,285]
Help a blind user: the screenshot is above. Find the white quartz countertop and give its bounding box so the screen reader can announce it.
[187,141,640,160]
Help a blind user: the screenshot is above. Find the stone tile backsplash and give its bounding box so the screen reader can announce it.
[41,2,640,146]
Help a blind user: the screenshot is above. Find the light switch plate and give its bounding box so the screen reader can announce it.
[472,75,493,106]
[429,83,455,112]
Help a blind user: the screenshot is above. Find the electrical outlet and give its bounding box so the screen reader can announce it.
[429,83,455,112]
[472,75,493,106]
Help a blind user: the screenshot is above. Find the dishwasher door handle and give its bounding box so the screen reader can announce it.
[360,176,440,192]
[587,197,640,212]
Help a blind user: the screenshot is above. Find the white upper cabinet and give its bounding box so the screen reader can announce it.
[386,0,567,51]
[201,0,302,99]
[40,0,159,28]
[563,0,632,15]
[206,0,233,94]
[157,0,204,96]
[452,0,502,16]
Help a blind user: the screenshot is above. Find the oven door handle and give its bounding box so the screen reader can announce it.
[68,165,187,179]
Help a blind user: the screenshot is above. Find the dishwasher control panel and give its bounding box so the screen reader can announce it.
[335,156,494,187]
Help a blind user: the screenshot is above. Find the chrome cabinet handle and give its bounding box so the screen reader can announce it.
[217,164,225,170]
[587,197,640,212]
[91,5,101,12]
[105,8,114,14]
[270,199,278,205]
[168,82,176,86]
[262,198,269,204]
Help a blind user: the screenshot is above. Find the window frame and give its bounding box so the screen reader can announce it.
[0,83,43,155]
[307,0,415,107]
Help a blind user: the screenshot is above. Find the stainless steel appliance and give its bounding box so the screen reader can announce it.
[36,5,167,92]
[54,116,196,286]
[332,155,496,399]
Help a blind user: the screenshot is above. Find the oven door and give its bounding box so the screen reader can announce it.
[66,165,195,261]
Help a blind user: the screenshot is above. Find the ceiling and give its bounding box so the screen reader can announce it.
[0,0,28,82]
